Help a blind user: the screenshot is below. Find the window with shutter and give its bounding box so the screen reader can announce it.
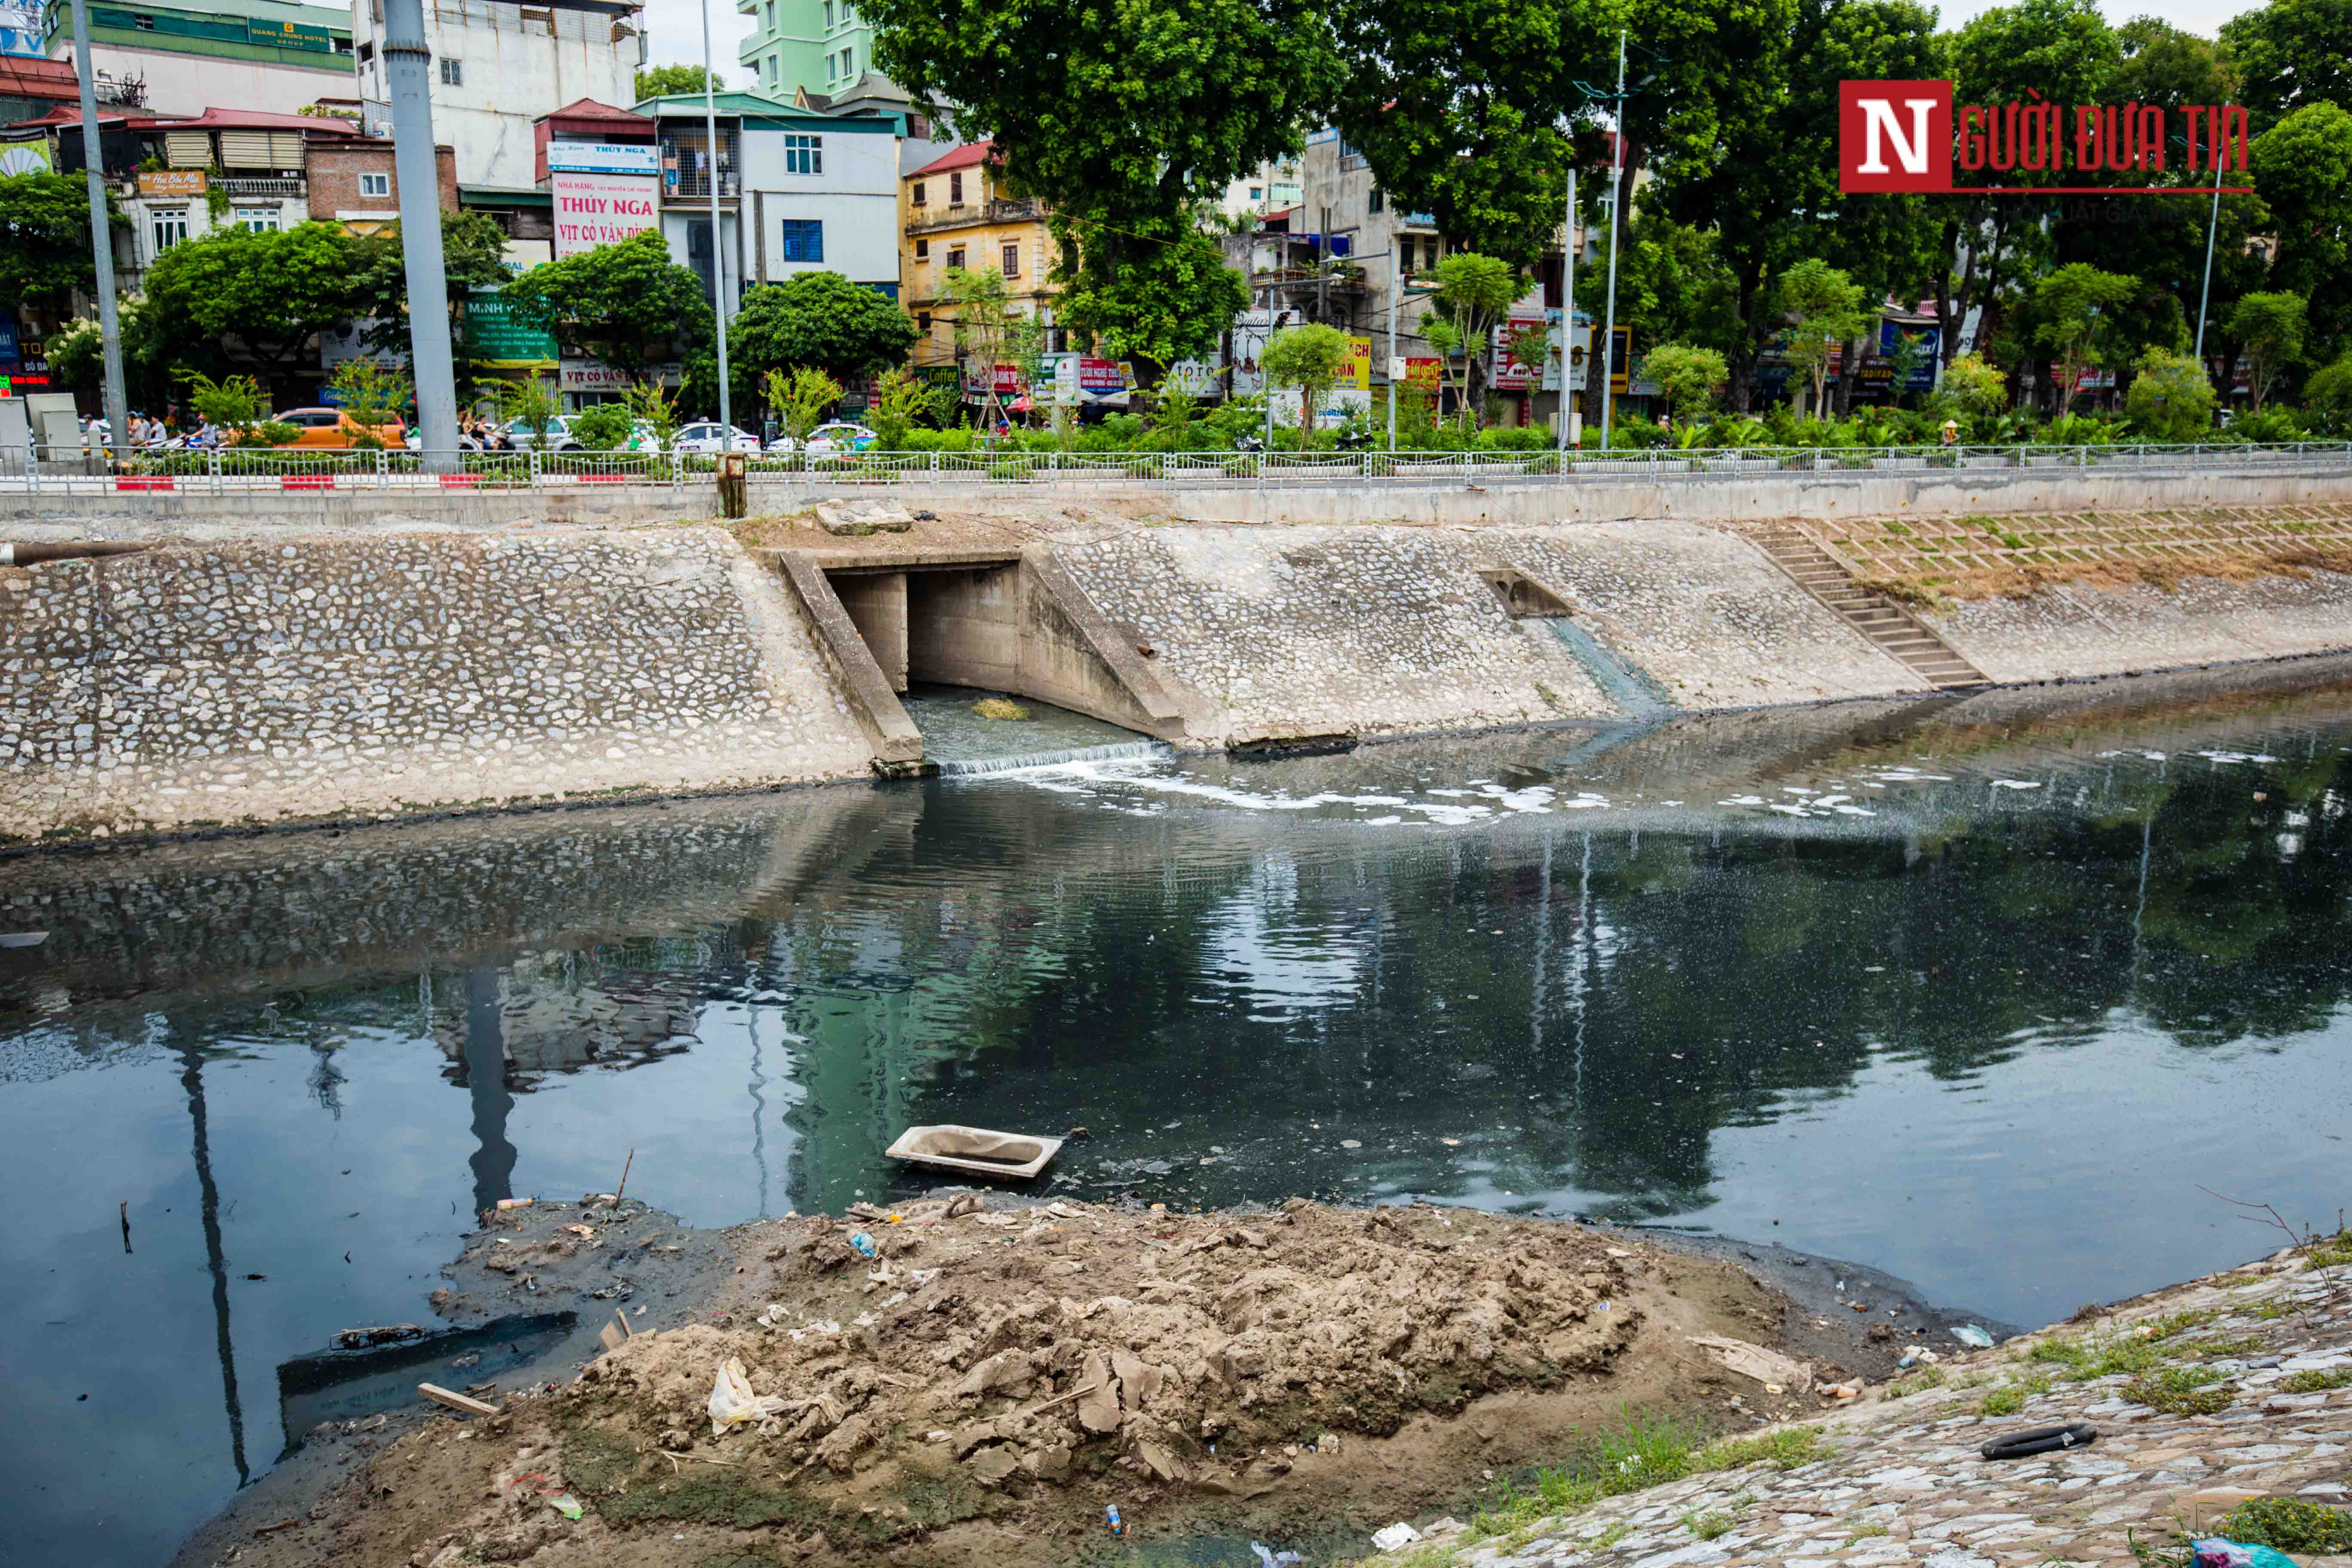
[164,131,209,169]
[269,132,304,166]
[220,131,272,169]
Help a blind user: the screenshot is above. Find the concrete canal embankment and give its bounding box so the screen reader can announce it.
[5,502,2352,841]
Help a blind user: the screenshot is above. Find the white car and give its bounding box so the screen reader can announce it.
[673,422,766,455]
[802,422,878,454]
[495,416,582,451]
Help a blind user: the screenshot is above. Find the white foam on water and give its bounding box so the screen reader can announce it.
[2199,750,2281,764]
[1991,779,2044,790]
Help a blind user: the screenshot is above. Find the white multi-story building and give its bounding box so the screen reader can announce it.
[349,0,645,196]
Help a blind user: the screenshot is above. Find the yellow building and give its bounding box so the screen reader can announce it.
[899,140,1059,389]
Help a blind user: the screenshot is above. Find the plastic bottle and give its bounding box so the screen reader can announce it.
[1106,1504,1125,1537]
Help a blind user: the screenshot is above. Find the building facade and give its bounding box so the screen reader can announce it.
[735,0,871,102]
[899,141,1055,379]
[42,0,352,117]
[349,0,645,196]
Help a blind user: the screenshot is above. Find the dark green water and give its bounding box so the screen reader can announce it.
[6,665,2352,1565]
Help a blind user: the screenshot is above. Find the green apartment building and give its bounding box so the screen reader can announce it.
[735,0,871,101]
[40,0,353,117]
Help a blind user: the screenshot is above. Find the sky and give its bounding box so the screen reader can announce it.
[632,0,2262,83]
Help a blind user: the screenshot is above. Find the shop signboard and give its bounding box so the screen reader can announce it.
[462,291,559,367]
[138,169,209,198]
[547,141,659,175]
[551,171,658,258]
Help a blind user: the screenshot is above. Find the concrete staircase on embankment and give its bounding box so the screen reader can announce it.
[1751,522,1989,691]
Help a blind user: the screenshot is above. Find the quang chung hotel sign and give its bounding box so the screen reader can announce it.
[1838,80,2254,195]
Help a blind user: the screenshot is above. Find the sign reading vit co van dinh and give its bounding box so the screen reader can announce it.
[551,172,658,258]
[1839,80,2253,194]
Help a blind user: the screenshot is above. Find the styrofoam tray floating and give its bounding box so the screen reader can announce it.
[885,1124,1063,1181]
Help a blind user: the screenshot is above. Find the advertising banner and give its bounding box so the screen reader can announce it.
[463,291,559,367]
[548,141,660,175]
[138,169,209,197]
[551,172,658,258]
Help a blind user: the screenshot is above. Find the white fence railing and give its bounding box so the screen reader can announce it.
[3,441,2348,496]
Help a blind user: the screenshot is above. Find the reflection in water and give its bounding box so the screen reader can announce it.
[5,664,2352,1566]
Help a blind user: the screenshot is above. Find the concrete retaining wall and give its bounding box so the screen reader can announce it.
[0,527,871,841]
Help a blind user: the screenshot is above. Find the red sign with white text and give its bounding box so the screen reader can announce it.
[1841,80,2253,195]
[551,172,658,258]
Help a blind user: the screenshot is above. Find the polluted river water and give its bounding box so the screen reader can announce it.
[8,667,2352,1565]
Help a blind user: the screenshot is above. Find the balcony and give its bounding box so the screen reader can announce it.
[663,171,741,200]
[904,197,1044,236]
[218,176,305,197]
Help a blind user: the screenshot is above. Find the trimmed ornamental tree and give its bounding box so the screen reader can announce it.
[2226,292,2308,413]
[2306,352,2352,432]
[2030,263,2139,414]
[1939,351,2009,418]
[729,271,919,398]
[2122,347,2216,441]
[502,229,714,376]
[142,221,364,388]
[1641,342,1728,422]
[1259,323,1353,439]
[766,365,844,443]
[1421,251,1522,432]
[1773,258,1868,416]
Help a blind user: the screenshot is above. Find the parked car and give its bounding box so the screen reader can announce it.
[495,416,582,451]
[802,422,878,455]
[261,407,410,449]
[672,422,766,455]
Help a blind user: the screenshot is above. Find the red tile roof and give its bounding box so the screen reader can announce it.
[910,138,994,178]
[152,107,364,134]
[536,97,653,129]
[0,56,80,101]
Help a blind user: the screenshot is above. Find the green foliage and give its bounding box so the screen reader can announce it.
[142,222,365,380]
[2124,348,2216,441]
[2031,264,2140,410]
[495,374,562,440]
[352,209,514,359]
[328,359,410,447]
[2121,1364,2231,1415]
[0,170,121,304]
[2212,1498,2352,1555]
[940,265,1022,426]
[2280,1366,2352,1393]
[864,0,1337,370]
[1421,251,1520,431]
[1886,1365,1948,1397]
[766,365,844,442]
[1774,257,1868,415]
[1260,323,1353,438]
[635,64,726,100]
[729,272,918,394]
[1642,342,1728,420]
[625,380,682,450]
[2220,0,2352,127]
[866,366,948,450]
[566,401,636,450]
[2306,355,2352,430]
[181,371,272,441]
[2250,104,2352,341]
[1939,352,2009,417]
[503,229,713,374]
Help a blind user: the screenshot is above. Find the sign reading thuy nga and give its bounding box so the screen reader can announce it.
[551,172,658,258]
[1839,80,2253,196]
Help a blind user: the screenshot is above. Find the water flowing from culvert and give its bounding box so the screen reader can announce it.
[10,664,2352,1564]
[1538,616,1675,718]
[936,739,1167,776]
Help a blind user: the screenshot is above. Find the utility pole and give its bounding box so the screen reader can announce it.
[1599,28,1626,451]
[69,0,129,464]
[380,0,459,458]
[701,0,733,445]
[1388,253,1400,453]
[2192,127,2225,364]
[1556,167,1576,453]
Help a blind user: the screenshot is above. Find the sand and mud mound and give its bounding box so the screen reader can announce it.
[214,1195,1856,1567]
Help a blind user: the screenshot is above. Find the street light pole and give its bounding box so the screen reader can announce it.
[1556,167,1576,454]
[69,0,129,463]
[1599,28,1626,451]
[701,0,733,447]
[380,0,459,458]
[1388,254,1399,453]
[2192,136,2224,364]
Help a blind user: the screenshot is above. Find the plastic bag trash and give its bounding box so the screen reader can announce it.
[1251,1544,1303,1566]
[543,1493,583,1521]
[849,1231,878,1259]
[1951,1323,1995,1349]
[1372,1522,1423,1551]
[2191,1540,2300,1568]
[707,1356,789,1436]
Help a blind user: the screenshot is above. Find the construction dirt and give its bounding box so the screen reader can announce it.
[181,1194,1939,1568]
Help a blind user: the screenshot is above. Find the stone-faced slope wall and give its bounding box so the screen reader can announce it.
[1050,523,1925,745]
[1920,566,2352,684]
[0,528,873,840]
[1052,527,1619,744]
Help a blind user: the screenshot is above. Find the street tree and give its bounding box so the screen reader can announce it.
[502,229,713,376]
[1419,251,1521,430]
[1773,257,1868,415]
[635,64,726,99]
[1640,342,1728,422]
[1938,351,2011,417]
[0,170,122,308]
[938,265,1023,430]
[2307,352,2352,430]
[2029,263,2139,412]
[2249,103,2352,356]
[766,365,844,443]
[2219,0,2352,129]
[141,221,365,391]
[2122,346,2215,440]
[2227,291,2307,411]
[862,0,1338,379]
[729,272,918,395]
[1259,323,1352,439]
[350,209,512,359]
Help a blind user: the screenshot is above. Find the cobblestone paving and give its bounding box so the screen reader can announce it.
[1807,504,2352,584]
[1386,1253,2352,1568]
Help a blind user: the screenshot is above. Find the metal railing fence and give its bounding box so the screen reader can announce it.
[2,441,2346,496]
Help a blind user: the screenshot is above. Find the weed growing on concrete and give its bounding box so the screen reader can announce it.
[2121,1365,2233,1416]
[2177,1334,2267,1360]
[2141,1309,2220,1340]
[2251,1299,2294,1320]
[2214,1496,2352,1553]
[1682,1507,1735,1539]
[1977,1375,2053,1416]
[1692,1429,1824,1473]
[1469,1418,1820,1541]
[971,697,1030,721]
[2307,1227,2352,1270]
[1886,1366,1947,1398]
[2281,1367,2352,1393]
[1847,1522,1890,1543]
[1589,1522,1632,1551]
